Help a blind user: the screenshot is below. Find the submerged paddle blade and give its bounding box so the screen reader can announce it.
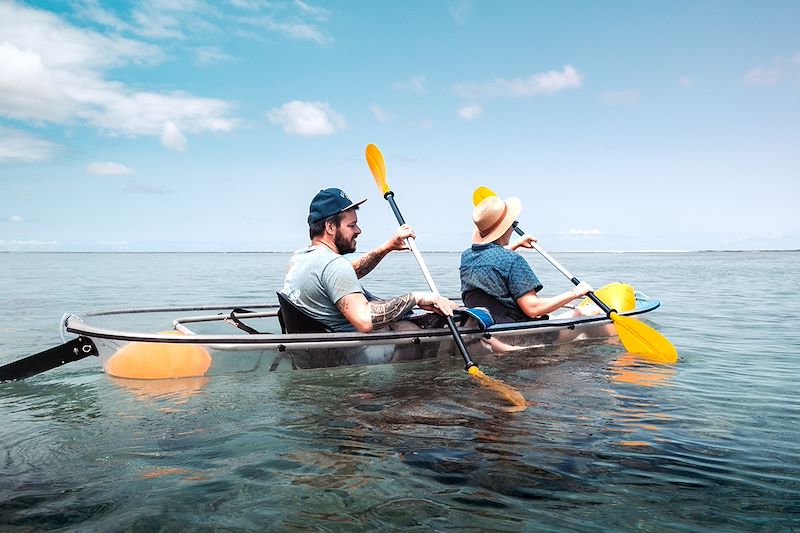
[472,186,497,206]
[611,313,678,364]
[468,366,527,411]
[365,144,390,195]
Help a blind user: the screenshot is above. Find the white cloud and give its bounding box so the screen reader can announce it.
[394,75,427,95]
[8,215,24,222]
[85,89,237,137]
[161,121,188,151]
[457,103,483,120]
[744,66,782,86]
[0,41,73,122]
[447,0,471,24]
[744,51,800,86]
[369,104,391,123]
[0,2,237,155]
[130,2,197,40]
[77,0,131,33]
[678,75,692,87]
[79,0,331,44]
[227,0,264,9]
[454,65,582,100]
[0,239,59,248]
[125,183,173,195]
[267,101,347,136]
[0,3,163,121]
[294,0,331,21]
[87,161,134,175]
[3,3,164,69]
[0,127,61,164]
[194,46,233,65]
[247,15,330,44]
[600,89,640,105]
[78,0,192,39]
[566,228,603,237]
[0,1,342,161]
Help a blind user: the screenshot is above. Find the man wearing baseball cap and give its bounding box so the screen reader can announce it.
[460,195,592,323]
[282,187,457,333]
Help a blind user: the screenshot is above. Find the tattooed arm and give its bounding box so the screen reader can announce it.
[336,292,458,333]
[351,224,415,278]
[336,292,415,332]
[351,247,390,279]
[368,294,417,329]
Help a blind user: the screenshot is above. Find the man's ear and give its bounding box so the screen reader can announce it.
[324,219,337,235]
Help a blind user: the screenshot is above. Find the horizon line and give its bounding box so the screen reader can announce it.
[1,249,798,254]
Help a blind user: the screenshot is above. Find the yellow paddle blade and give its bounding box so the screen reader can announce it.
[365,143,390,195]
[467,365,527,411]
[472,186,497,206]
[610,312,678,364]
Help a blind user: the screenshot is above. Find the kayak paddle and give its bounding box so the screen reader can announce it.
[365,145,526,410]
[473,186,678,364]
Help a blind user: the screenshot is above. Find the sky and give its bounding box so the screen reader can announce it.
[1,0,798,252]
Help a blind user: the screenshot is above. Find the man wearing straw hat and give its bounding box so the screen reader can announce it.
[460,195,593,324]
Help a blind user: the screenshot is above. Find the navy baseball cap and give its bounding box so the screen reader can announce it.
[307,188,367,224]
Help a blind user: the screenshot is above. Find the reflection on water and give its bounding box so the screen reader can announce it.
[109,376,210,403]
[609,351,677,387]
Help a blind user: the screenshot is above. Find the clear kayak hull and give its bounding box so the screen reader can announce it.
[62,294,662,380]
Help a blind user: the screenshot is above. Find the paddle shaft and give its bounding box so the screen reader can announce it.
[510,223,617,316]
[383,192,477,370]
[474,182,675,361]
[508,218,677,362]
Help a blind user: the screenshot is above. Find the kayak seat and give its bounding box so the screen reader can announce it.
[462,288,547,324]
[276,292,332,334]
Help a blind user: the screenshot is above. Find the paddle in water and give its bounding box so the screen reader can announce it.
[473,186,677,364]
[365,144,526,410]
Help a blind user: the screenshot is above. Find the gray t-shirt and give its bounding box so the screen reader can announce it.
[281,246,362,332]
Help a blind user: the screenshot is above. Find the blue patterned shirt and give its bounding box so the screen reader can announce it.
[459,243,543,315]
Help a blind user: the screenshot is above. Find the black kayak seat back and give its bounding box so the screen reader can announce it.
[462,288,547,324]
[276,292,332,334]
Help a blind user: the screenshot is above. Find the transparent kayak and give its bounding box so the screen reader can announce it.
[57,292,662,380]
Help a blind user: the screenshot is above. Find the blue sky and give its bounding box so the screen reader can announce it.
[1,0,798,252]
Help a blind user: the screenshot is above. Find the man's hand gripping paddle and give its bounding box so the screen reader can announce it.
[473,186,677,364]
[365,145,527,410]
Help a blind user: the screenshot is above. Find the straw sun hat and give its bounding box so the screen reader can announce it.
[472,196,522,244]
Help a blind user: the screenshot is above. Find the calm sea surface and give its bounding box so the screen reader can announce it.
[1,251,799,532]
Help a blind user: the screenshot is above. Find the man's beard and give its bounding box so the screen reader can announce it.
[334,229,357,254]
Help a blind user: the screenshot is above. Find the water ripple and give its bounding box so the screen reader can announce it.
[2,251,800,530]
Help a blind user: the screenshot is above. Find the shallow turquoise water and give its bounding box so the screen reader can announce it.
[1,251,799,531]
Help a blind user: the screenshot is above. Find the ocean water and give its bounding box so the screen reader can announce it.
[1,251,799,532]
